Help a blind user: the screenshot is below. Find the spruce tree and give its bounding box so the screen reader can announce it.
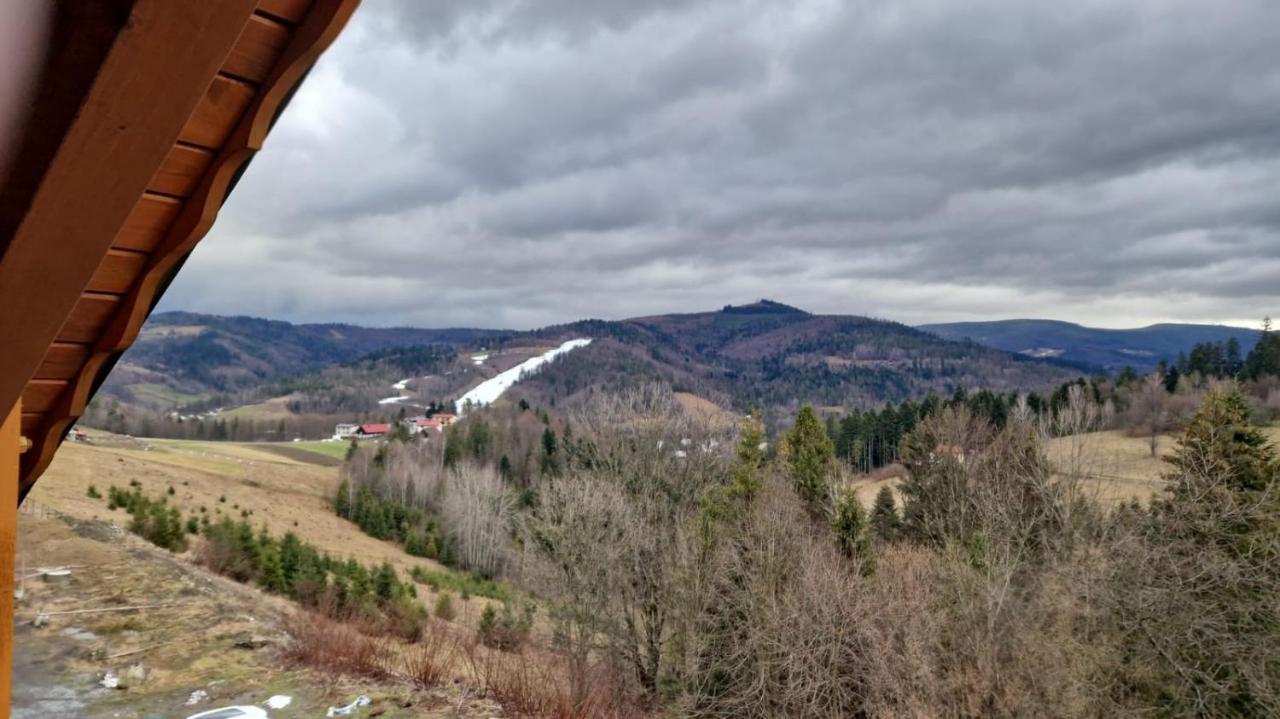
[1165,385,1277,493]
[727,412,765,505]
[870,485,902,542]
[1118,385,1280,714]
[784,405,834,513]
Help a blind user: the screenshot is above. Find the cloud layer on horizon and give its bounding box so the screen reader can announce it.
[159,0,1280,330]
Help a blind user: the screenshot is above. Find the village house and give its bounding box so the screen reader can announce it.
[355,423,390,438]
[333,423,359,439]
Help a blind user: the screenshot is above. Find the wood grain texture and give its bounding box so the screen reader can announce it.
[258,0,314,24]
[33,343,93,381]
[21,380,68,415]
[178,75,257,150]
[149,143,215,198]
[87,249,150,295]
[113,193,183,251]
[224,14,292,82]
[57,294,120,344]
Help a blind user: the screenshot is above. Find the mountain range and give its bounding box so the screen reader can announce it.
[95,304,1260,417]
[919,319,1261,372]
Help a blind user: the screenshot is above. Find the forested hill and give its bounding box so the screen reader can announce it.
[99,303,1078,416]
[100,311,509,409]
[919,319,1261,372]
[516,301,1074,411]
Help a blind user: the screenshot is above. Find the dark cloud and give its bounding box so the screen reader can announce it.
[160,0,1280,329]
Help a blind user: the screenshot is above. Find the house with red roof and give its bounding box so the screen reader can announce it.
[356,423,390,437]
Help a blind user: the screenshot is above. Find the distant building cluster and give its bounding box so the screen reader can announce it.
[333,413,457,440]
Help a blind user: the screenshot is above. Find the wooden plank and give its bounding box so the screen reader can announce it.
[20,412,40,441]
[1,401,18,713]
[258,0,313,24]
[113,193,182,252]
[87,249,150,295]
[21,380,67,415]
[0,0,258,421]
[179,75,257,150]
[33,342,92,380]
[57,294,121,344]
[224,14,292,83]
[149,143,214,198]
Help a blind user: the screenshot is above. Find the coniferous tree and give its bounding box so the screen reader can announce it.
[870,485,902,542]
[1243,317,1280,380]
[1115,386,1280,714]
[727,412,765,505]
[785,405,834,513]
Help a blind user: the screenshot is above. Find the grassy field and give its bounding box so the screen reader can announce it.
[849,425,1280,507]
[277,440,350,461]
[122,382,211,407]
[219,396,297,420]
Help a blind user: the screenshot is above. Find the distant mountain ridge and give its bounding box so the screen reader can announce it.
[918,319,1261,371]
[100,303,1076,415]
[515,301,1072,412]
[100,311,510,409]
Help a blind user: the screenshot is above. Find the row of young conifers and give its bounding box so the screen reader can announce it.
[330,381,1280,718]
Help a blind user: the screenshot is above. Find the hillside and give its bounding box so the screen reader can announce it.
[18,436,511,717]
[96,303,1077,429]
[516,301,1074,412]
[919,319,1261,371]
[99,311,510,410]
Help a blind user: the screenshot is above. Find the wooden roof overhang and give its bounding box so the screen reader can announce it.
[0,0,360,502]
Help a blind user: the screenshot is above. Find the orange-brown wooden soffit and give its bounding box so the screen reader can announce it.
[0,0,361,501]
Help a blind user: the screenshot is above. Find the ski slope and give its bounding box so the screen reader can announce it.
[455,339,591,414]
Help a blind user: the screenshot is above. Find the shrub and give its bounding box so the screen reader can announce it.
[434,592,456,621]
[86,485,101,499]
[478,601,535,652]
[284,612,389,679]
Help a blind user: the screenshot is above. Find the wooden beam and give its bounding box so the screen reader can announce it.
[0,399,19,713]
[0,0,257,424]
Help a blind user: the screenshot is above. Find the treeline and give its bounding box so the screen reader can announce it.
[81,398,374,441]
[1164,319,1280,383]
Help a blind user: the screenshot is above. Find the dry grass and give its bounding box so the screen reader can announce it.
[1046,425,1280,504]
[285,612,392,680]
[33,440,452,579]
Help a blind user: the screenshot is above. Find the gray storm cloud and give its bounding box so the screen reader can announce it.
[159,0,1280,329]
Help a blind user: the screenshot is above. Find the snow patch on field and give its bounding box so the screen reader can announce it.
[455,339,591,414]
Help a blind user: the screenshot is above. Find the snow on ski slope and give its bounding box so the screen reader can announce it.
[379,378,412,404]
[455,339,591,414]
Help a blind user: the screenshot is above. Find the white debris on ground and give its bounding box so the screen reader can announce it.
[326,695,371,717]
[185,689,209,705]
[185,707,267,719]
[455,339,591,414]
[99,672,118,689]
[265,695,292,709]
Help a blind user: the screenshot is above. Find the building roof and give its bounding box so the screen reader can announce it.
[0,0,361,501]
[358,423,390,434]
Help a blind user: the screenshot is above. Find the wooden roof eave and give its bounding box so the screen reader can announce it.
[9,0,361,499]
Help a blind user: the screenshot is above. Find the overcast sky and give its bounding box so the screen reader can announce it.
[158,0,1280,330]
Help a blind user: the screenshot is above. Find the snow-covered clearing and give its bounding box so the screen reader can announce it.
[379,378,412,405]
[455,339,591,414]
